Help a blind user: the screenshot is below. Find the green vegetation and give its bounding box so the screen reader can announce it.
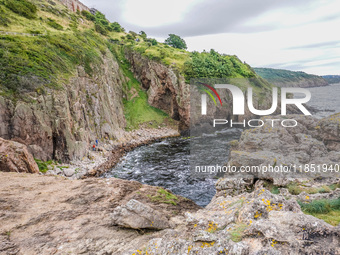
[0,0,274,130]
[0,6,10,26]
[298,197,340,226]
[263,181,339,196]
[46,18,63,30]
[123,91,170,130]
[4,0,37,19]
[147,188,179,205]
[254,67,326,85]
[34,158,56,173]
[184,49,256,80]
[229,223,248,242]
[108,45,172,129]
[286,183,333,195]
[165,33,187,50]
[0,30,105,95]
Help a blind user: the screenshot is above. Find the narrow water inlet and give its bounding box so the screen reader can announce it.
[103,128,242,207]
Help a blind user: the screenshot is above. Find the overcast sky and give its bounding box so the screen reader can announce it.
[81,0,340,75]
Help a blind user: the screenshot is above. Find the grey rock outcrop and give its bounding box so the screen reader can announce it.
[0,51,127,162]
[111,199,171,230]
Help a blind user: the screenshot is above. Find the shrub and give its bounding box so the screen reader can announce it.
[5,0,37,19]
[109,22,123,32]
[95,22,107,35]
[128,31,137,38]
[81,10,95,21]
[165,34,187,49]
[47,18,63,30]
[139,30,147,40]
[146,38,158,46]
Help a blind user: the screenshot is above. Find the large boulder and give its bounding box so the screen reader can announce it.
[0,138,39,173]
[111,199,171,230]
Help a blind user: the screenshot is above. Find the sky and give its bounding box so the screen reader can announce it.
[81,0,340,75]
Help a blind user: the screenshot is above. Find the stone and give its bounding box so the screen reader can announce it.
[0,138,39,174]
[63,168,76,177]
[193,230,217,242]
[111,199,171,230]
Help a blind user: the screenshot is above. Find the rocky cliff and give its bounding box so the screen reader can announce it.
[58,0,89,12]
[0,50,127,162]
[126,50,190,131]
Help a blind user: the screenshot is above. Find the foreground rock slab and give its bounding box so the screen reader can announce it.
[0,172,199,255]
[111,199,171,230]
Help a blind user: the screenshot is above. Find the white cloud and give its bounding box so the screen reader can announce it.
[122,0,201,27]
[79,0,340,75]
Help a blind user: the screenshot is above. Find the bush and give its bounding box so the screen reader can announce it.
[81,10,95,21]
[139,30,147,40]
[146,38,157,46]
[109,22,123,32]
[5,0,37,19]
[165,34,187,49]
[128,31,137,38]
[95,22,107,35]
[47,18,63,30]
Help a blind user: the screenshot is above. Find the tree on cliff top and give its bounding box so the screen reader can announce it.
[165,34,187,50]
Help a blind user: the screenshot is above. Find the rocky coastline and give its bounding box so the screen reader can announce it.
[1,113,339,254]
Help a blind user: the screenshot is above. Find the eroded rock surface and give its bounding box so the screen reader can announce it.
[0,138,39,174]
[0,172,199,255]
[1,172,338,254]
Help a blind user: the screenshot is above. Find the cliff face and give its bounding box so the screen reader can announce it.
[125,50,190,131]
[0,47,192,162]
[0,51,127,162]
[58,0,89,12]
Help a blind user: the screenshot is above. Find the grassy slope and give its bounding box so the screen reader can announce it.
[254,67,326,84]
[0,0,273,130]
[0,0,170,129]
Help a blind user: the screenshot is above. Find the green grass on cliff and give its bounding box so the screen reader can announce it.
[0,0,108,98]
[147,188,178,205]
[0,0,274,129]
[298,197,340,226]
[108,44,172,130]
[0,0,172,129]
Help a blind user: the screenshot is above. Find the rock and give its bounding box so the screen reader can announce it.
[0,51,127,162]
[222,114,340,188]
[45,170,56,175]
[0,138,39,174]
[193,230,217,242]
[245,210,340,254]
[63,168,76,177]
[0,172,199,254]
[126,51,189,131]
[111,199,171,230]
[53,166,62,175]
[316,113,340,151]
